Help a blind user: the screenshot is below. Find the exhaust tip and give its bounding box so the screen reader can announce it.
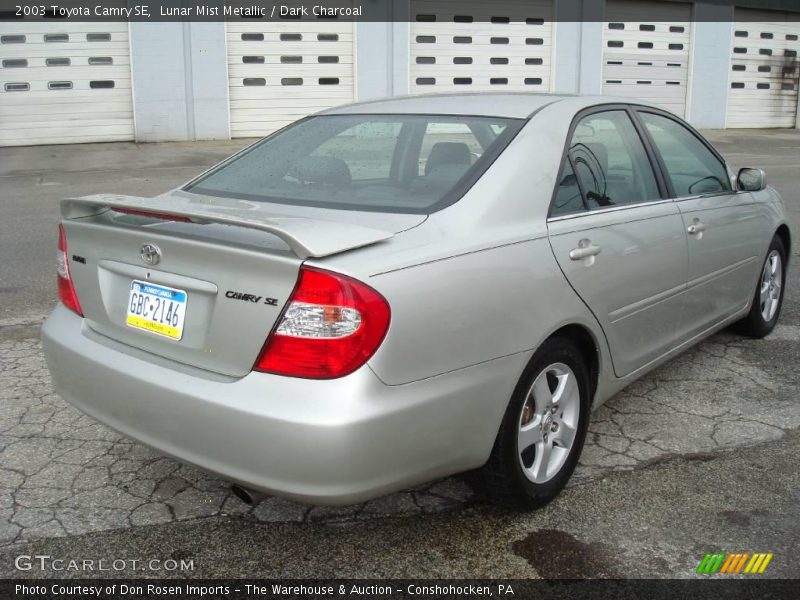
[230,484,256,505]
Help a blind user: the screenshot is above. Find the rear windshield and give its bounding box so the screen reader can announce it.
[184,114,524,214]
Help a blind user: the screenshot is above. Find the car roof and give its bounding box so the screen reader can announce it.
[320,93,661,120]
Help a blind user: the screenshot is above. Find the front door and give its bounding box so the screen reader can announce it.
[547,108,690,378]
[635,110,770,334]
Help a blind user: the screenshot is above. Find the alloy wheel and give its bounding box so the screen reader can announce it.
[517,362,581,484]
[759,250,782,322]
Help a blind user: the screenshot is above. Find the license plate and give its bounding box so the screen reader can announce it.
[126,280,187,340]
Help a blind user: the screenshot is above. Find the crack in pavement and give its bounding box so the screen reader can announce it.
[1,321,798,547]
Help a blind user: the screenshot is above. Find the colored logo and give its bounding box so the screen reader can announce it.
[696,552,774,575]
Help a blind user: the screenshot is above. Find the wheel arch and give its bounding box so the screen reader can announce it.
[775,224,791,263]
[547,323,601,406]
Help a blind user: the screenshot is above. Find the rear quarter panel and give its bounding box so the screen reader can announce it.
[361,237,602,386]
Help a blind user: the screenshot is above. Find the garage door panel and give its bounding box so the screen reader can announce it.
[2,115,136,130]
[229,78,354,89]
[1,104,131,119]
[0,124,133,145]
[227,41,354,52]
[727,9,799,128]
[602,0,691,118]
[229,64,353,77]
[409,64,551,74]
[603,64,687,79]
[410,0,553,94]
[227,55,354,64]
[0,20,133,146]
[415,80,548,91]
[228,96,353,109]
[1,44,131,56]
[0,67,132,82]
[603,83,686,97]
[727,114,796,128]
[412,28,550,41]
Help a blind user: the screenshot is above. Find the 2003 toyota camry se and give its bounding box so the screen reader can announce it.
[43,94,790,508]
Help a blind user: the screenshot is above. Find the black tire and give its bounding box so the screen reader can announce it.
[734,235,787,338]
[473,337,591,509]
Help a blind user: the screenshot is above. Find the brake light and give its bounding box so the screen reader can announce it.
[255,266,390,379]
[57,224,83,316]
[112,208,192,222]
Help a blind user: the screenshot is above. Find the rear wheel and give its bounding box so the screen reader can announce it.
[475,337,590,509]
[734,236,786,338]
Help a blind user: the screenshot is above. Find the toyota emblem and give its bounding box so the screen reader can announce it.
[140,243,162,266]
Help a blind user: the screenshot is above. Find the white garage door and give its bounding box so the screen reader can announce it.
[409,0,554,94]
[0,21,133,147]
[726,10,800,128]
[226,20,355,138]
[602,0,691,118]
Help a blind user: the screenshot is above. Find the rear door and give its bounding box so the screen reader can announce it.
[634,109,771,333]
[547,106,690,378]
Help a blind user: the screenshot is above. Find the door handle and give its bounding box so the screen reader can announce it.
[687,221,706,235]
[569,241,601,267]
[569,240,602,262]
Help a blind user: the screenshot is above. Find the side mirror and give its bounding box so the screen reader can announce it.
[737,167,767,192]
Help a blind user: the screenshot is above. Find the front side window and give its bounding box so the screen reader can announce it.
[567,110,661,211]
[638,112,732,197]
[185,114,523,214]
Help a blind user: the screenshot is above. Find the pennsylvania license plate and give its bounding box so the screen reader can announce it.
[126,280,187,340]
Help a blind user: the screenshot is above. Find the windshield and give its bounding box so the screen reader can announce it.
[185,114,524,214]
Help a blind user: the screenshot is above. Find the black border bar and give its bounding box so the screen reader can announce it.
[1,0,800,23]
[3,579,800,600]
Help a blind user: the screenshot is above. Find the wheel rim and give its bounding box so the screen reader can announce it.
[517,362,581,484]
[759,250,782,322]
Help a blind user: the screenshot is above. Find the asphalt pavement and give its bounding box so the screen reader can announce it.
[0,130,798,579]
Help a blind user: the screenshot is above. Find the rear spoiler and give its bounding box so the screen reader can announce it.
[62,194,394,259]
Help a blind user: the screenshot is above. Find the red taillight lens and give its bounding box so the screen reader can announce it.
[57,224,83,316]
[255,266,390,379]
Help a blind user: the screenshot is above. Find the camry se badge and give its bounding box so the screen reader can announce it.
[225,290,279,306]
[140,243,161,266]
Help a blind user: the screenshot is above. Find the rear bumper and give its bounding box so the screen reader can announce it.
[42,305,527,505]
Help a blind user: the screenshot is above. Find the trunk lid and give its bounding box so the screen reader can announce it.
[62,191,424,377]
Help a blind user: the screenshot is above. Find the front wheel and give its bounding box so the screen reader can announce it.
[734,235,786,338]
[474,337,590,509]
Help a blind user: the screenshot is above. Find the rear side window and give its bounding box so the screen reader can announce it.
[638,112,731,197]
[185,114,523,214]
[563,110,660,212]
[551,161,584,216]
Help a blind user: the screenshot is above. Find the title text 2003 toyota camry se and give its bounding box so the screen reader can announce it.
[43,94,790,508]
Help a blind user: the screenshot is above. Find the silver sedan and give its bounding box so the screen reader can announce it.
[42,94,791,508]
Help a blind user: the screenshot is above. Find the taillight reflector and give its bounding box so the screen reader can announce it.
[255,266,390,379]
[57,224,83,316]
